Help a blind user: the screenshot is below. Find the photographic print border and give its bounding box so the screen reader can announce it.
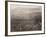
[5,1,45,36]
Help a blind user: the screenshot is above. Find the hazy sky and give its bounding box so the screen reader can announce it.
[10,4,42,19]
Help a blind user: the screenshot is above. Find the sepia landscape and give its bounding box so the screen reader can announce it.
[10,4,42,32]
